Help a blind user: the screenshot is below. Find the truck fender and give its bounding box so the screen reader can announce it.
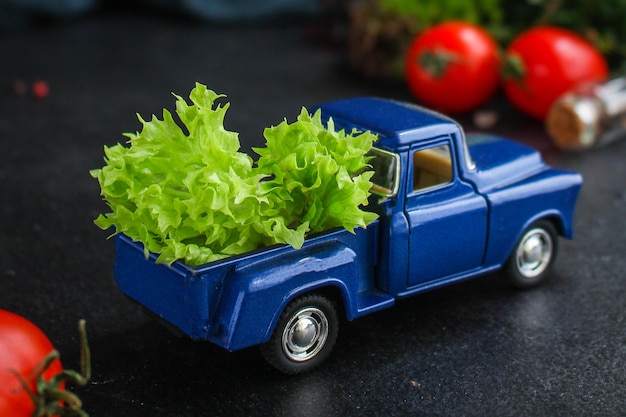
[501,210,569,266]
[263,278,354,342]
[212,242,360,351]
[484,168,581,268]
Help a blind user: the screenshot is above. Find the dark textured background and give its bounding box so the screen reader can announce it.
[1,9,625,416]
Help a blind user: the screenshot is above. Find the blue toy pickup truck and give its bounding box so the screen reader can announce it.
[114,97,582,374]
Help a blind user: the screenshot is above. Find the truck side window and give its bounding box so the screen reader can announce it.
[412,144,453,192]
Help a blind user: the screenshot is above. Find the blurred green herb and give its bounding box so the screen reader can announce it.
[379,0,503,30]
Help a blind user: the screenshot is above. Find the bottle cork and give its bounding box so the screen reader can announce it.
[546,77,626,151]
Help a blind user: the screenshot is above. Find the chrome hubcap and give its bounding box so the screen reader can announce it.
[282,307,328,362]
[516,228,553,278]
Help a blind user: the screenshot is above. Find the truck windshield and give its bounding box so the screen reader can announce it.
[368,147,400,198]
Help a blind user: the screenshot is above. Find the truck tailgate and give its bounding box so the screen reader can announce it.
[114,234,230,340]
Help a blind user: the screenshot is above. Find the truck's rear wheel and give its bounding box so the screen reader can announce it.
[261,293,338,375]
[505,220,558,289]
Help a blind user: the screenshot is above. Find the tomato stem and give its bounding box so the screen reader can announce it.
[418,48,463,78]
[13,320,91,417]
[501,53,527,82]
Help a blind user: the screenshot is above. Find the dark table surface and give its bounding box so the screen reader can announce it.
[1,10,625,417]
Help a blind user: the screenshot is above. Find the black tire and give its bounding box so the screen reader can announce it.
[260,293,338,375]
[505,220,558,289]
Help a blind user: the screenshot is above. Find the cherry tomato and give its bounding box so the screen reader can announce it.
[502,26,609,119]
[404,21,501,114]
[0,310,63,416]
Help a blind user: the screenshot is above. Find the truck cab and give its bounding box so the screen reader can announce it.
[319,99,488,296]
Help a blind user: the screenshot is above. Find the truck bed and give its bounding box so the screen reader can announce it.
[114,222,385,350]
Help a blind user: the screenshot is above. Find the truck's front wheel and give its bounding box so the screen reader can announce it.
[261,293,338,375]
[505,220,558,289]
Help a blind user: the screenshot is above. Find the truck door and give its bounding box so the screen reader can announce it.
[405,139,488,287]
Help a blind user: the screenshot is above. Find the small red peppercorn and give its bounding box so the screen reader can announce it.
[31,80,50,99]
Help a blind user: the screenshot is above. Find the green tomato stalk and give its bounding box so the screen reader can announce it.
[12,320,91,417]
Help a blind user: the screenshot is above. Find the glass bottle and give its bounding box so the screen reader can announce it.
[546,76,626,151]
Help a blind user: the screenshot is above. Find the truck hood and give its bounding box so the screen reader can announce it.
[464,134,547,192]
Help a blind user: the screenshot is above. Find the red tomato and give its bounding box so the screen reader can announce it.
[502,26,609,119]
[0,310,63,417]
[404,21,501,113]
